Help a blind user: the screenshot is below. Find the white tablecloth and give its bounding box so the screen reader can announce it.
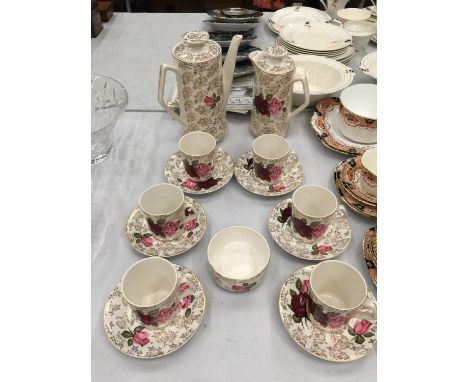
[92,12,377,382]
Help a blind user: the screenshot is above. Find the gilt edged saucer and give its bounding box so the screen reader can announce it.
[126,197,207,257]
[269,199,351,260]
[165,148,234,194]
[103,264,206,359]
[336,157,376,205]
[311,97,375,156]
[363,226,377,286]
[279,265,377,362]
[234,150,303,196]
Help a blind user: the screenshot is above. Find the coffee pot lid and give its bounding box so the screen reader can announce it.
[173,30,221,63]
[257,45,295,74]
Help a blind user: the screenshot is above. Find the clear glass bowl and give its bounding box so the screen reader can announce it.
[91,75,128,165]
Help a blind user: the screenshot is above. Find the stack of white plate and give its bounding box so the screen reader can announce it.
[267,6,331,34]
[367,5,377,43]
[277,22,354,65]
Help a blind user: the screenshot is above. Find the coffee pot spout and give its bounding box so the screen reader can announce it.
[222,34,243,105]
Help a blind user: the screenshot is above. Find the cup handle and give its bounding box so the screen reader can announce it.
[175,276,193,302]
[329,19,343,28]
[335,204,347,219]
[158,64,186,126]
[353,294,377,321]
[287,76,309,122]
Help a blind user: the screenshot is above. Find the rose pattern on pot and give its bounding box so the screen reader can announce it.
[204,93,220,109]
[253,93,286,117]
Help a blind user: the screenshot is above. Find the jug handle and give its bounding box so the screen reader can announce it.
[287,76,309,122]
[158,64,185,126]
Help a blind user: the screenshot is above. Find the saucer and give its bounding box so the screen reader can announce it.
[103,264,206,359]
[311,97,376,156]
[234,150,303,196]
[279,264,377,362]
[269,199,351,261]
[363,226,377,286]
[334,169,377,218]
[336,157,376,205]
[126,197,207,257]
[165,148,234,194]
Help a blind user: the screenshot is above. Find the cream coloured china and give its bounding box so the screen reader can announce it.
[336,157,376,205]
[126,196,207,257]
[234,149,303,196]
[249,46,309,137]
[269,198,351,261]
[269,5,331,27]
[165,147,234,194]
[252,134,290,184]
[360,147,377,197]
[207,226,270,292]
[291,55,355,106]
[203,20,259,32]
[360,52,377,80]
[179,132,216,182]
[158,31,242,141]
[363,226,377,286]
[311,97,375,155]
[337,8,371,23]
[279,264,377,362]
[103,264,206,358]
[343,21,377,51]
[269,11,331,34]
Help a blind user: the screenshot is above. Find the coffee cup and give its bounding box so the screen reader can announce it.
[139,183,185,241]
[252,134,289,185]
[360,147,377,197]
[179,131,216,182]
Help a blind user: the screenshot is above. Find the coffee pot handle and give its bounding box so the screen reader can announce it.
[287,76,309,122]
[158,64,185,126]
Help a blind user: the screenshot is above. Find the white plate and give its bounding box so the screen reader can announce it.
[278,37,350,56]
[203,20,259,32]
[269,6,330,25]
[280,23,352,52]
[360,52,377,80]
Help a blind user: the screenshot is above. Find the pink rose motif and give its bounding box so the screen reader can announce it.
[204,96,215,107]
[272,184,286,192]
[182,179,197,190]
[269,166,283,182]
[267,97,284,117]
[141,237,153,247]
[300,279,310,294]
[327,315,349,329]
[184,218,198,232]
[231,285,249,292]
[154,306,175,325]
[133,331,150,347]
[354,319,372,335]
[311,224,327,239]
[162,221,179,237]
[178,283,190,292]
[178,295,192,310]
[139,314,153,326]
[317,244,333,253]
[194,163,211,178]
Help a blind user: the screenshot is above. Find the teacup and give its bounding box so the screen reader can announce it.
[252,134,289,185]
[121,257,189,328]
[179,131,216,182]
[337,8,371,23]
[207,226,270,292]
[139,183,185,241]
[308,260,377,331]
[360,147,377,197]
[291,185,342,243]
[343,21,377,51]
[338,84,377,143]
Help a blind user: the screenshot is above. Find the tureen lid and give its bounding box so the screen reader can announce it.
[256,45,295,74]
[173,30,221,63]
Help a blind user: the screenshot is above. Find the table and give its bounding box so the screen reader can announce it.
[92,12,377,382]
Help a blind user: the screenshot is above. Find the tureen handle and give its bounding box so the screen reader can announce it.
[287,76,309,122]
[158,64,185,126]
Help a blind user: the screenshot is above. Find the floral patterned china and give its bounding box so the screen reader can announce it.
[336,157,376,205]
[335,161,377,218]
[165,148,234,194]
[103,264,206,358]
[278,264,377,362]
[126,196,207,257]
[360,147,377,197]
[362,227,377,286]
[234,150,303,196]
[207,226,270,292]
[311,97,375,155]
[269,198,351,260]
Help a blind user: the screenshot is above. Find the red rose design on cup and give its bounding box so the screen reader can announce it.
[153,306,175,325]
[133,331,150,346]
[327,315,350,329]
[194,163,211,178]
[269,166,282,182]
[162,221,180,237]
[291,291,312,318]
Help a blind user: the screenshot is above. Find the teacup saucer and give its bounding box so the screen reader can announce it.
[311,97,376,156]
[336,157,376,205]
[103,264,206,359]
[268,198,351,261]
[334,165,377,218]
[165,148,234,194]
[234,150,303,196]
[126,197,207,257]
[279,264,377,362]
[363,226,377,286]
